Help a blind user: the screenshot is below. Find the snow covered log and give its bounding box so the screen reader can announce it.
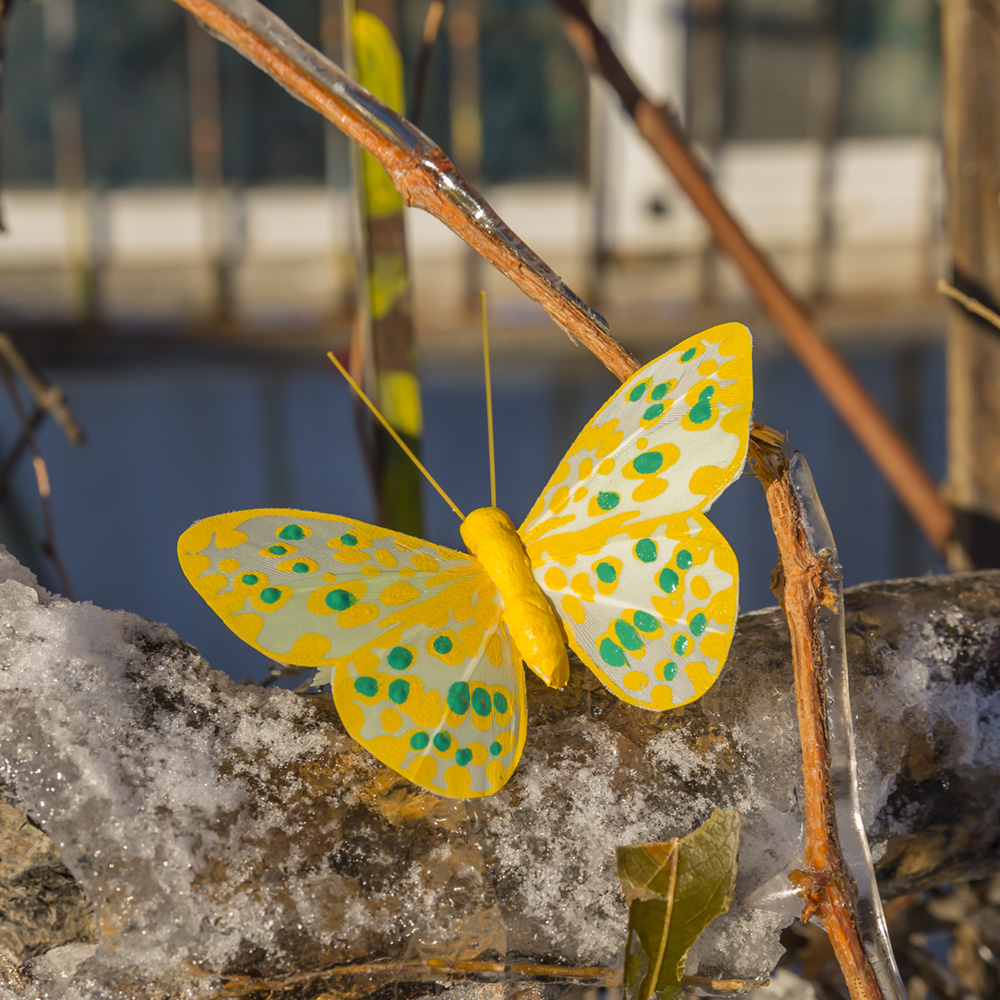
[1,548,1000,999]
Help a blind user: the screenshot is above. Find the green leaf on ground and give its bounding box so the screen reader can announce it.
[616,808,742,1000]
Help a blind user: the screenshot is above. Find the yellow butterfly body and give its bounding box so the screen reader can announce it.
[179,322,753,798]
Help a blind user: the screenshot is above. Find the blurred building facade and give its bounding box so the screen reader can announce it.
[0,0,944,356]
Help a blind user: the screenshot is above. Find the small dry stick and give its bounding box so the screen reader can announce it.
[750,440,886,1000]
[938,278,1000,333]
[552,0,953,556]
[0,358,74,598]
[193,958,620,998]
[0,334,84,445]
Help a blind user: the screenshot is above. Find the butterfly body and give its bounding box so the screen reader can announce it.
[179,322,753,798]
[460,506,570,688]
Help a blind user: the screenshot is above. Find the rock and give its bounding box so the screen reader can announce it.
[1,548,999,998]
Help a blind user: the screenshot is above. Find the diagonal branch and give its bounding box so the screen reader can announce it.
[551,0,953,557]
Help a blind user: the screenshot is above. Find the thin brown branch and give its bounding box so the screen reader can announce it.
[552,0,953,556]
[0,359,74,599]
[0,334,84,446]
[192,958,620,998]
[750,444,885,1000]
[0,408,45,498]
[410,0,445,124]
[938,278,1000,332]
[172,0,635,380]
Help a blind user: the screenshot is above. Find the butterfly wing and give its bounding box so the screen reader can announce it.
[519,322,752,709]
[179,509,527,797]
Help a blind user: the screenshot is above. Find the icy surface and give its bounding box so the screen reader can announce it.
[789,453,904,1000]
[2,547,1000,997]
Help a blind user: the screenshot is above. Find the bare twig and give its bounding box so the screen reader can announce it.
[193,958,620,998]
[750,442,889,1000]
[552,0,953,556]
[411,0,445,125]
[938,278,1000,333]
[0,359,74,598]
[0,334,84,446]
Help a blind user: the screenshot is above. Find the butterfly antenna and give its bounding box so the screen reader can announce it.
[326,351,466,521]
[480,292,497,508]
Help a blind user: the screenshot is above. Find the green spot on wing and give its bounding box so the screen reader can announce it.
[279,524,305,540]
[340,533,358,546]
[643,403,665,421]
[493,691,509,714]
[632,451,663,475]
[292,562,310,573]
[662,661,677,680]
[676,550,693,570]
[267,545,287,556]
[387,646,413,670]
[433,635,453,654]
[690,612,708,636]
[689,385,715,424]
[596,561,617,583]
[354,676,378,697]
[433,732,452,752]
[628,379,649,402]
[326,589,356,611]
[489,740,502,755]
[388,679,410,704]
[657,568,679,594]
[471,687,491,716]
[599,638,627,668]
[615,620,644,652]
[241,573,259,585]
[260,587,281,604]
[680,346,697,362]
[597,491,620,511]
[410,731,429,750]
[635,539,658,563]
[673,635,690,655]
[650,382,669,401]
[455,748,473,766]
[447,682,470,715]
[633,611,659,634]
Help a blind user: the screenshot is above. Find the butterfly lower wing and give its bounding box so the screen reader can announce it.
[531,511,738,708]
[332,614,526,798]
[179,508,527,797]
[519,323,752,706]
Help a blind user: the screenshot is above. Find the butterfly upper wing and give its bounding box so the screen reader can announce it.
[179,509,527,797]
[519,323,752,709]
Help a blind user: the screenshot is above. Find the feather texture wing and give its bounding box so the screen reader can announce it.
[519,323,752,707]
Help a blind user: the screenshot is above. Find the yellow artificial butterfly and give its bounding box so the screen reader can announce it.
[178,322,752,798]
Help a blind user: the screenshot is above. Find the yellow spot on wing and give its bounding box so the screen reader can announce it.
[339,603,379,628]
[623,670,648,692]
[375,549,398,568]
[544,567,567,590]
[380,581,420,606]
[380,707,402,733]
[486,634,504,665]
[570,573,594,602]
[218,558,239,573]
